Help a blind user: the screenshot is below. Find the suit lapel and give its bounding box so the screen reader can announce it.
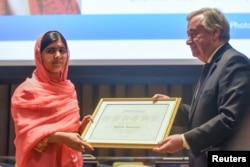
[188,43,232,121]
[189,63,216,120]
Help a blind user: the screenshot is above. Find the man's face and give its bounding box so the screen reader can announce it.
[186,15,215,63]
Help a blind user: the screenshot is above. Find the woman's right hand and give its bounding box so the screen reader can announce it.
[48,132,94,152]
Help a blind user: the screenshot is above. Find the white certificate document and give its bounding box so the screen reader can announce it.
[81,98,181,149]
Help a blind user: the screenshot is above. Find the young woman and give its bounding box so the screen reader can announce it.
[11,30,93,167]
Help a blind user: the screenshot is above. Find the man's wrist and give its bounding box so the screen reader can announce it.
[181,134,190,150]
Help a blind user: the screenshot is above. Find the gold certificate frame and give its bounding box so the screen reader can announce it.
[81,98,181,149]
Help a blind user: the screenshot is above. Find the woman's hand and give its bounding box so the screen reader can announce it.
[78,115,93,134]
[152,94,170,103]
[48,132,94,152]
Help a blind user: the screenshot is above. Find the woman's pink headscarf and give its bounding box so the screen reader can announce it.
[11,32,83,167]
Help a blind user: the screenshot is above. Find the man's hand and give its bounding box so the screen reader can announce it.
[152,134,184,154]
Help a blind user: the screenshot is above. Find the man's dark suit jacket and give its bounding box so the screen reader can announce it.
[176,43,250,167]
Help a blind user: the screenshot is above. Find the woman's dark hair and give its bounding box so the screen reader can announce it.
[40,30,68,52]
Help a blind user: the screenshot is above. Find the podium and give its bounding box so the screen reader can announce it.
[0,155,189,167]
[83,155,189,167]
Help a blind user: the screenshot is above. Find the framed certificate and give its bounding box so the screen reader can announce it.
[81,98,181,149]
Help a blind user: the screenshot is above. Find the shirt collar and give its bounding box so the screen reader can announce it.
[207,43,225,63]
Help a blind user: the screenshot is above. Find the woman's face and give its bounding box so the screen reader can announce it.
[41,39,68,77]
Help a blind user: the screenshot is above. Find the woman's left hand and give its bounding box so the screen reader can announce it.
[78,115,93,134]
